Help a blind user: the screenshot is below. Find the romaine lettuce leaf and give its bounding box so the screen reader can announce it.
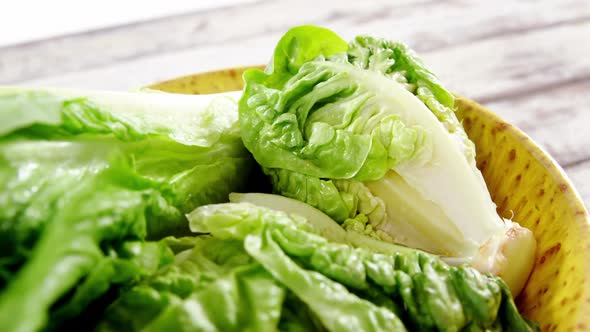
[100,206,405,332]
[97,236,284,332]
[188,202,536,331]
[238,26,535,295]
[0,87,252,331]
[0,164,173,332]
[96,198,536,331]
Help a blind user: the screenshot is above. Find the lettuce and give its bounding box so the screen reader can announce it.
[97,236,285,332]
[0,87,251,331]
[95,199,536,331]
[238,26,536,295]
[187,202,535,331]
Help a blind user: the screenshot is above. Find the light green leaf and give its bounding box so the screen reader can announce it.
[98,236,283,332]
[238,27,536,293]
[0,87,252,331]
[187,202,537,331]
[245,231,406,332]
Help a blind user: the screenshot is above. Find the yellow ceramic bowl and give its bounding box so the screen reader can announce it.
[150,67,590,332]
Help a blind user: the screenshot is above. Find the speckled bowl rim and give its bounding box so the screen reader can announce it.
[457,97,590,328]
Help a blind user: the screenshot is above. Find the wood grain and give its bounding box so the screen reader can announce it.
[485,80,590,168]
[2,0,589,83]
[483,80,590,208]
[16,19,590,94]
[568,160,590,208]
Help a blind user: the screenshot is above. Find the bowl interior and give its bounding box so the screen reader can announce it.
[149,67,590,332]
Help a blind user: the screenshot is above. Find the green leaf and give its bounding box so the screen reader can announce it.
[238,27,536,293]
[0,166,160,332]
[240,59,427,181]
[187,202,537,331]
[348,36,454,108]
[97,237,284,332]
[347,36,476,160]
[143,264,285,332]
[245,231,406,332]
[230,191,350,240]
[254,25,348,88]
[264,168,354,222]
[0,87,252,331]
[47,241,174,330]
[278,292,325,332]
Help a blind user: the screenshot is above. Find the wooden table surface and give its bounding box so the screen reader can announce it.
[1,0,589,208]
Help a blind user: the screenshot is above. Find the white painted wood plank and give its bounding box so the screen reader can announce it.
[425,22,590,103]
[17,21,590,96]
[0,0,256,47]
[485,80,590,167]
[480,79,590,209]
[15,35,279,90]
[2,0,589,83]
[565,161,590,209]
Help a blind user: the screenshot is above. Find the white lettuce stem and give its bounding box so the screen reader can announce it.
[366,171,536,297]
[229,193,416,257]
[229,192,348,243]
[349,67,505,246]
[470,222,536,296]
[344,68,536,295]
[366,172,469,256]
